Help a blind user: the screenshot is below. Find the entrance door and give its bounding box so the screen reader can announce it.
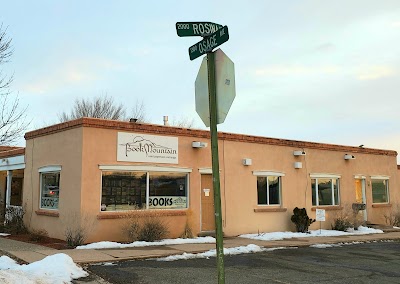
[355,179,367,221]
[201,174,215,231]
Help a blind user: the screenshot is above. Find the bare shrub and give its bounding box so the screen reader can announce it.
[138,218,168,242]
[62,211,96,248]
[4,205,27,234]
[384,206,400,227]
[123,214,169,242]
[180,209,193,239]
[123,218,141,242]
[29,228,49,242]
[331,204,364,231]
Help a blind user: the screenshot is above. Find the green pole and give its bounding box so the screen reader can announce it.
[207,51,225,284]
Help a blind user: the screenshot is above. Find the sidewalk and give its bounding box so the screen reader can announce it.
[1,231,400,264]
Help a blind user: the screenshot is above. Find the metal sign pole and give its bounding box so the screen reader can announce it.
[207,51,225,284]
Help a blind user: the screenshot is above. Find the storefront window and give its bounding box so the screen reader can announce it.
[101,171,146,211]
[149,172,187,209]
[101,171,188,211]
[40,172,60,210]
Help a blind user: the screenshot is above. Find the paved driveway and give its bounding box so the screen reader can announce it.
[86,240,400,284]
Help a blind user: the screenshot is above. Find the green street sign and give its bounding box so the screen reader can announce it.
[176,22,223,37]
[188,26,229,61]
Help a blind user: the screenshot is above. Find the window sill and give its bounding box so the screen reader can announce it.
[35,210,59,217]
[372,203,392,208]
[254,207,287,213]
[97,209,187,219]
[311,206,343,211]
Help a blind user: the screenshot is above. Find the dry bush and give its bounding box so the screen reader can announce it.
[29,228,49,242]
[123,213,169,242]
[384,206,400,226]
[180,209,194,239]
[331,204,364,231]
[4,205,27,234]
[62,211,96,247]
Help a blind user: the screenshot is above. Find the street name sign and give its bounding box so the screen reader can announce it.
[189,26,229,61]
[176,22,223,37]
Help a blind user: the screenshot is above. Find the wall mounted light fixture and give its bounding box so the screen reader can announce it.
[344,154,355,160]
[242,158,252,166]
[294,162,303,169]
[192,141,208,148]
[293,150,306,156]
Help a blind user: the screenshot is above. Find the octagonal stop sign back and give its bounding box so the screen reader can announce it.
[195,49,236,127]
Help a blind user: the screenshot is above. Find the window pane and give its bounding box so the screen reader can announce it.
[149,172,187,209]
[41,173,60,209]
[333,179,339,205]
[268,176,280,205]
[10,177,23,206]
[101,171,146,211]
[372,179,388,203]
[318,179,333,205]
[257,177,267,205]
[311,179,317,206]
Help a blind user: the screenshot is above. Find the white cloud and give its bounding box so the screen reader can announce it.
[357,66,396,80]
[255,65,340,77]
[392,21,400,27]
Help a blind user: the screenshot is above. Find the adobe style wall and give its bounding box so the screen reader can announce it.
[23,118,399,242]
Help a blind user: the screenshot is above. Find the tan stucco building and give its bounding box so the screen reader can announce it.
[0,117,399,243]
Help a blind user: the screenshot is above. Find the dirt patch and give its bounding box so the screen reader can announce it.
[3,234,71,250]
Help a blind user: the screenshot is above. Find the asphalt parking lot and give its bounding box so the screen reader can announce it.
[86,240,400,284]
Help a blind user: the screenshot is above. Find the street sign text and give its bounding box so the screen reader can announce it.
[189,26,229,60]
[176,22,223,37]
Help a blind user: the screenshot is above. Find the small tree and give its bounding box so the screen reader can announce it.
[291,207,315,233]
[0,24,29,144]
[170,116,195,128]
[58,95,126,122]
[58,95,148,123]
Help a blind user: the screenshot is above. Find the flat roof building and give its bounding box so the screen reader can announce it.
[0,117,398,242]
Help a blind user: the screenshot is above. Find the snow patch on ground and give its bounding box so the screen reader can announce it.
[156,245,293,262]
[0,253,88,283]
[76,236,216,250]
[0,233,10,236]
[240,226,383,241]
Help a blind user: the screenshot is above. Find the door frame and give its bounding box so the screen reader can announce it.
[355,177,368,222]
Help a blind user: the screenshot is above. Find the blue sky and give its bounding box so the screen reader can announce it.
[2,1,400,162]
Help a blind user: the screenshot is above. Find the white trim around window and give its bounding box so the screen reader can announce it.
[253,171,285,177]
[99,165,192,173]
[310,173,341,179]
[38,165,62,173]
[370,175,390,180]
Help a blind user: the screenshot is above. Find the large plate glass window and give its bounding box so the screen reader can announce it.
[371,179,389,203]
[40,172,60,210]
[101,171,188,211]
[101,171,146,211]
[312,178,340,206]
[149,172,187,209]
[257,176,281,205]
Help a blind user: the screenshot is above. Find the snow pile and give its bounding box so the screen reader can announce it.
[310,243,342,248]
[0,253,88,283]
[157,245,291,261]
[240,226,383,241]
[0,233,10,236]
[76,236,215,250]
